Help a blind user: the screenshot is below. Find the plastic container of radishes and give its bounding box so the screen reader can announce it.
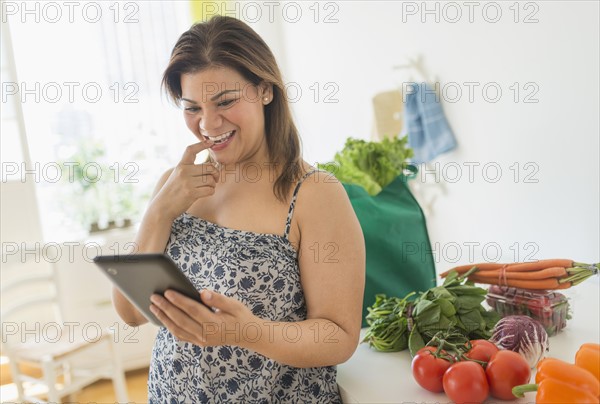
[486,285,570,336]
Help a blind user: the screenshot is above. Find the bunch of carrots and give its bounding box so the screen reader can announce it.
[439,259,599,290]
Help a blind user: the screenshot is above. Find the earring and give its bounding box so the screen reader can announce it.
[263,97,269,103]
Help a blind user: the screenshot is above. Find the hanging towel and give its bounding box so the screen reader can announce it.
[402,82,457,164]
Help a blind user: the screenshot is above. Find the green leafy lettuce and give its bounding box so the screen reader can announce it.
[317,136,414,195]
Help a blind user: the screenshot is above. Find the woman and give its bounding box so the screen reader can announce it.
[113,15,365,403]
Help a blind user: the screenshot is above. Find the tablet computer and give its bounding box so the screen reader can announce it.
[93,253,209,326]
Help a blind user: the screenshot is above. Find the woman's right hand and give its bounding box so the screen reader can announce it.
[151,140,219,221]
[113,140,219,326]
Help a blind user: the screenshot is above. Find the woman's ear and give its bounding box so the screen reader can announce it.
[259,82,274,105]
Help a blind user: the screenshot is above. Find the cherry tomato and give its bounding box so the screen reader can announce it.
[464,339,500,363]
[411,346,453,393]
[443,361,489,404]
[485,350,531,400]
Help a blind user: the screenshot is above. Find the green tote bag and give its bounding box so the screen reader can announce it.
[342,169,437,326]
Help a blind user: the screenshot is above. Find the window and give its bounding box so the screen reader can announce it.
[3,1,195,241]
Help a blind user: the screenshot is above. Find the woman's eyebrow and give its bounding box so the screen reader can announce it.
[181,89,241,104]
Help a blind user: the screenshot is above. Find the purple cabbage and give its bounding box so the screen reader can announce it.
[490,315,549,368]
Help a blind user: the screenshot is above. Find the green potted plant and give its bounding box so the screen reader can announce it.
[59,140,141,233]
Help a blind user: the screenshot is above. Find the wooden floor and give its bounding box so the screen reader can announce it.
[76,367,149,403]
[0,367,149,403]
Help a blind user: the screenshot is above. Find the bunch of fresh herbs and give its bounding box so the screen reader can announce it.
[362,267,501,356]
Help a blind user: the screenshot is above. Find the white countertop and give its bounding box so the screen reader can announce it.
[337,280,600,403]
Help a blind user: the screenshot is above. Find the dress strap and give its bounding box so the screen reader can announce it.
[283,169,319,240]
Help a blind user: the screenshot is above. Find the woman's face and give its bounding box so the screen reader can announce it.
[181,66,271,166]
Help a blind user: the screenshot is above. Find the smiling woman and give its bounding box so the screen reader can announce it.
[111,15,366,403]
[160,15,305,203]
[179,67,271,166]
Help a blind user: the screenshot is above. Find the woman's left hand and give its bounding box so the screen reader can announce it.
[149,289,258,347]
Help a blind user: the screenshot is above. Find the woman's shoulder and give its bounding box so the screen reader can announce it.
[303,168,341,190]
[293,162,361,242]
[295,163,349,214]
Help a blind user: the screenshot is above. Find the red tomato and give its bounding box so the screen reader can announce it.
[485,350,531,400]
[411,346,453,393]
[464,339,500,363]
[443,361,489,404]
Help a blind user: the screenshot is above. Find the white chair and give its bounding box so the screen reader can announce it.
[0,259,129,403]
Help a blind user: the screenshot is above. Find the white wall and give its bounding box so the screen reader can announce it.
[3,1,597,274]
[272,1,599,271]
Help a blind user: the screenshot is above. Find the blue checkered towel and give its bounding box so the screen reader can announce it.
[402,82,457,164]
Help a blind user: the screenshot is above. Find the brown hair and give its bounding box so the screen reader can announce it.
[161,15,305,203]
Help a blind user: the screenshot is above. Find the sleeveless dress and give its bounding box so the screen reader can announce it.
[147,169,343,403]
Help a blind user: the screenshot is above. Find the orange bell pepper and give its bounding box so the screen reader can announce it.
[512,379,600,404]
[576,343,600,382]
[514,352,600,403]
[535,357,600,397]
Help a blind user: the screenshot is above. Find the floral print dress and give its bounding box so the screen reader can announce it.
[147,169,342,403]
